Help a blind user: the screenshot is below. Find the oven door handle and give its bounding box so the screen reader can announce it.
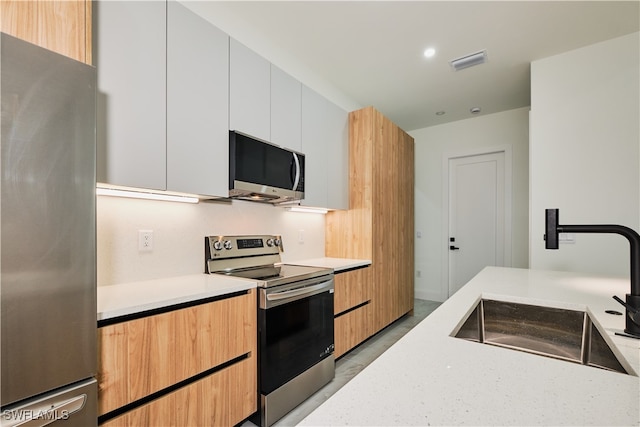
[266,280,333,304]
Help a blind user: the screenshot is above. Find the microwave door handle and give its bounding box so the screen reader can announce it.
[291,153,300,191]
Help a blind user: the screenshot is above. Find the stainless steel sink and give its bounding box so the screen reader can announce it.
[452,299,633,375]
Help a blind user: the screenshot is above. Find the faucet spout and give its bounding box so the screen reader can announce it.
[544,208,640,337]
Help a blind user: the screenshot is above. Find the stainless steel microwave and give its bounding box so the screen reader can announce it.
[229,131,305,204]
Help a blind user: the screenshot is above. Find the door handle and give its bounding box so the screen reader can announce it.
[449,245,460,250]
[266,280,332,302]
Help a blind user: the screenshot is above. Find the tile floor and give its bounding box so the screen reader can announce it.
[243,299,442,427]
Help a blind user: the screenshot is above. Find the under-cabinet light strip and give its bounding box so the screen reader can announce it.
[96,187,199,204]
[285,206,328,214]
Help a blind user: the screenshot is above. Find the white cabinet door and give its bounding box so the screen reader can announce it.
[301,86,349,209]
[229,38,270,142]
[270,65,301,151]
[167,1,229,197]
[95,0,167,190]
[326,102,349,209]
[300,86,329,208]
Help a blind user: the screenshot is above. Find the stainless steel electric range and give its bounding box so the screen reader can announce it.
[205,235,335,427]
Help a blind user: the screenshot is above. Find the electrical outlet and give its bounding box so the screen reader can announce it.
[138,230,153,252]
[298,229,305,244]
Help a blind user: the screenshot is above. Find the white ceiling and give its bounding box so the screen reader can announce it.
[190,1,639,131]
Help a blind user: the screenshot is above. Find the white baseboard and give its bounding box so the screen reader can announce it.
[414,288,445,303]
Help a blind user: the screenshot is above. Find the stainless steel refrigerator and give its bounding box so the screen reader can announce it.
[0,33,97,426]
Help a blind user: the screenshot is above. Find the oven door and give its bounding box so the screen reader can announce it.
[258,275,334,395]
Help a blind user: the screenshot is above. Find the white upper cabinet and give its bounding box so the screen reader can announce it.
[326,101,349,209]
[229,40,349,209]
[301,86,349,210]
[229,38,270,142]
[270,65,302,151]
[230,42,302,151]
[166,1,229,197]
[95,0,167,190]
[95,3,347,202]
[95,0,229,197]
[301,86,328,208]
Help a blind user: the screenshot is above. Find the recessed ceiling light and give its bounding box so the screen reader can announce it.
[470,107,481,114]
[436,111,446,116]
[423,47,436,58]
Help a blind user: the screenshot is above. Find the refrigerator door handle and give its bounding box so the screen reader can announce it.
[3,394,87,427]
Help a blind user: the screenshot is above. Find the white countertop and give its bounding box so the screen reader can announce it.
[97,274,256,321]
[283,257,371,272]
[96,257,369,321]
[299,267,640,426]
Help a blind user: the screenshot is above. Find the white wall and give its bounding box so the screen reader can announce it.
[97,197,326,286]
[530,32,640,278]
[411,108,530,302]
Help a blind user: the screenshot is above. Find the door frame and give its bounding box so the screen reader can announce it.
[441,145,513,298]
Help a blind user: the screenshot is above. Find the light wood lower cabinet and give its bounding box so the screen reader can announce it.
[333,267,372,358]
[335,305,371,359]
[98,290,257,426]
[173,291,255,385]
[334,267,371,315]
[100,357,256,427]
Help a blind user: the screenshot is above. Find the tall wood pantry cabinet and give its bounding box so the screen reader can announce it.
[0,0,92,64]
[326,106,415,334]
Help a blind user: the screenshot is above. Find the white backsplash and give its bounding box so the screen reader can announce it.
[97,196,325,286]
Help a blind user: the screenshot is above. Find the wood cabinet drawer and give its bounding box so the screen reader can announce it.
[334,303,371,359]
[99,356,256,427]
[334,267,371,315]
[173,290,256,382]
[98,290,256,416]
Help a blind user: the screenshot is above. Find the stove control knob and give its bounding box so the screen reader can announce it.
[274,238,281,247]
[212,241,223,251]
[266,238,275,247]
[223,240,233,250]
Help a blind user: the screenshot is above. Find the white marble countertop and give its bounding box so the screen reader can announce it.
[97,274,256,321]
[299,267,640,426]
[283,257,371,272]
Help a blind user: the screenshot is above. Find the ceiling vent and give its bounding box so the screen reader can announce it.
[449,50,487,71]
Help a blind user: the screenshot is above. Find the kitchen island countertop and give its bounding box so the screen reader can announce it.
[97,274,256,321]
[299,266,640,426]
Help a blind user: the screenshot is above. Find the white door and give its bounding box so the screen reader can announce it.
[448,152,506,296]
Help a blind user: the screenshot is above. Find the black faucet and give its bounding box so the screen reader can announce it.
[545,208,640,338]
